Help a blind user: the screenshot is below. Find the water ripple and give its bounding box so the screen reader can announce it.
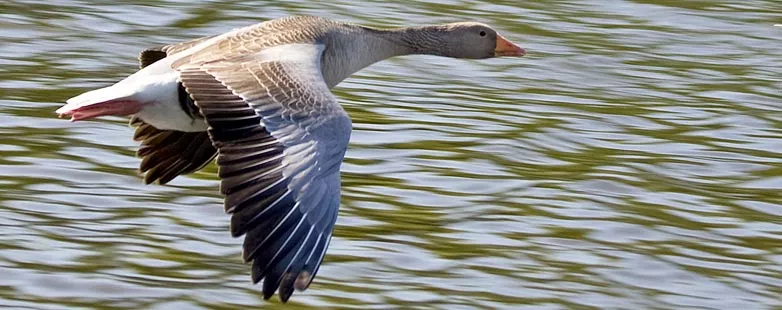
[0,0,780,309]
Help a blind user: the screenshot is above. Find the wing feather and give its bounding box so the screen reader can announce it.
[177,42,350,302]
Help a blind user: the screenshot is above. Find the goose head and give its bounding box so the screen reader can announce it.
[394,22,526,59]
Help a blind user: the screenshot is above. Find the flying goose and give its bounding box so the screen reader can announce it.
[56,15,525,302]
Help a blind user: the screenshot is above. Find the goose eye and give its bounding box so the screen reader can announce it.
[479,31,487,37]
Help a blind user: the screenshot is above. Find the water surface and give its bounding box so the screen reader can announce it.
[1,1,780,309]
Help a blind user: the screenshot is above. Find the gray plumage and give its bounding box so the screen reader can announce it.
[57,15,525,303]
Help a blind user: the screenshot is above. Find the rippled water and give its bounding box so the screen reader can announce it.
[1,1,781,309]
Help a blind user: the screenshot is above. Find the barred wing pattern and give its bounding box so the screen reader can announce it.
[177,43,351,301]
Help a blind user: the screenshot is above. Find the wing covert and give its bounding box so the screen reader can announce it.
[177,43,351,302]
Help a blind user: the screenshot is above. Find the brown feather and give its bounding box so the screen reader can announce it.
[132,125,217,185]
[138,48,167,69]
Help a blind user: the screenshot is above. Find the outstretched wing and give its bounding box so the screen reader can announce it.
[177,43,352,302]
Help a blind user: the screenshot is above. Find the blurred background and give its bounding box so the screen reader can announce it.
[0,1,780,309]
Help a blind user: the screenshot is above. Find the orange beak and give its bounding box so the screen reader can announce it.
[495,34,526,57]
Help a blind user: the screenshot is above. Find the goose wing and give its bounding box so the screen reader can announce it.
[177,43,351,302]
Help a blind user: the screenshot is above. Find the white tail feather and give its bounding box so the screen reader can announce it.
[57,54,180,115]
[57,85,134,114]
[55,51,205,131]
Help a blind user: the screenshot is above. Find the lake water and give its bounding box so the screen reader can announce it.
[1,1,780,309]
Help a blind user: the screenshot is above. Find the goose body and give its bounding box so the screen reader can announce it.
[56,15,524,302]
